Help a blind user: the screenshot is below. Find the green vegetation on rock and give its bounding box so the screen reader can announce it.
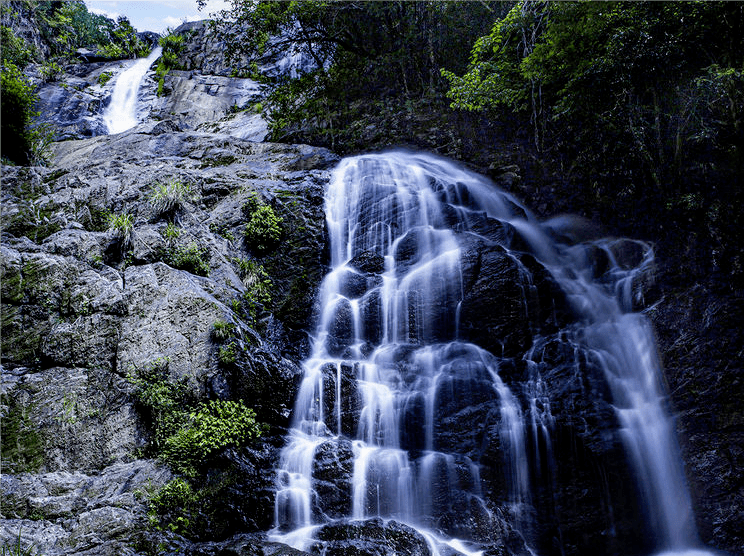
[128,358,266,539]
[1,398,44,473]
[107,211,134,250]
[148,177,192,217]
[97,71,113,86]
[0,63,52,166]
[244,204,282,253]
[155,29,185,96]
[162,399,265,477]
[168,242,210,277]
[1,25,35,67]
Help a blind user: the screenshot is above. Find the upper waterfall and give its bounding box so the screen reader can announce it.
[270,150,703,555]
[103,47,162,134]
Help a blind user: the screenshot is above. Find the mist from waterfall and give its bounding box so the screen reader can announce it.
[103,47,162,134]
[270,151,702,555]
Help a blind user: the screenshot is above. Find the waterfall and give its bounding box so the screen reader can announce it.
[103,47,162,134]
[271,151,701,554]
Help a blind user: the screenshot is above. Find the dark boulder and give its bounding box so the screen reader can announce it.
[312,518,430,556]
[312,438,355,519]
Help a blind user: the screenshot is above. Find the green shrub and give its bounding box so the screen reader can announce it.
[161,222,180,242]
[96,16,149,59]
[155,30,185,96]
[211,319,236,342]
[148,178,191,216]
[97,71,113,86]
[169,242,209,277]
[244,204,282,252]
[1,26,35,67]
[217,342,238,366]
[107,211,134,249]
[150,477,196,513]
[39,60,63,82]
[1,63,50,165]
[148,477,196,534]
[161,399,265,477]
[127,357,189,454]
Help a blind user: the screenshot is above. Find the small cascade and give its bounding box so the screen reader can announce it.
[271,151,702,554]
[103,47,162,134]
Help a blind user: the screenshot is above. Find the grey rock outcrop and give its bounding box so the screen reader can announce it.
[1,128,337,554]
[33,53,267,141]
[1,1,50,60]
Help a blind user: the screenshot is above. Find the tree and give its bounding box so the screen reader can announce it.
[1,63,41,165]
[203,1,500,146]
[445,1,743,284]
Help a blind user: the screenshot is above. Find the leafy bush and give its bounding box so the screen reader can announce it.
[211,320,236,342]
[217,342,238,366]
[96,16,149,59]
[38,1,116,57]
[244,204,282,253]
[161,400,265,477]
[39,60,63,82]
[169,242,210,276]
[161,222,181,242]
[127,357,189,454]
[1,26,35,67]
[107,211,134,249]
[148,477,196,534]
[97,71,113,86]
[150,477,196,513]
[148,178,191,216]
[155,30,185,96]
[1,63,49,165]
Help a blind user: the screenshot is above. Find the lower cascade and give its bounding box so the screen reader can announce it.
[103,46,162,134]
[270,151,701,555]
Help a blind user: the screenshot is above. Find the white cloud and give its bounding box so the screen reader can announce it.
[85,0,233,34]
[88,6,122,21]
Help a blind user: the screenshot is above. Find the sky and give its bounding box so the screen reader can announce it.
[85,0,231,34]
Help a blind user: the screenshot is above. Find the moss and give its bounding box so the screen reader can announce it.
[1,265,24,303]
[3,203,62,243]
[42,169,68,183]
[1,306,43,363]
[1,397,44,473]
[199,154,238,169]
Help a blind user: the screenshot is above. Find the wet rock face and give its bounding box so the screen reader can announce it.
[1,130,336,554]
[33,56,267,141]
[312,518,431,556]
[648,284,744,555]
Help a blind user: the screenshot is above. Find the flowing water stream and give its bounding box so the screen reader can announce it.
[103,47,162,134]
[270,151,701,554]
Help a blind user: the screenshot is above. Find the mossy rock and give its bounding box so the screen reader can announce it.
[1,397,44,473]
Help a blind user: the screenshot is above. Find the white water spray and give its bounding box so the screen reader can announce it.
[271,151,701,554]
[103,47,162,134]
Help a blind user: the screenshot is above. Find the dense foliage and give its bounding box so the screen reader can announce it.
[444,0,743,289]
[204,0,501,147]
[207,0,741,294]
[0,63,41,165]
[155,29,185,95]
[127,357,267,538]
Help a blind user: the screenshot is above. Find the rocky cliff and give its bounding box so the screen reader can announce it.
[1,125,337,554]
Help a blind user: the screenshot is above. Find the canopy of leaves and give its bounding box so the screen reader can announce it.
[445,0,743,287]
[205,1,501,146]
[1,63,40,165]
